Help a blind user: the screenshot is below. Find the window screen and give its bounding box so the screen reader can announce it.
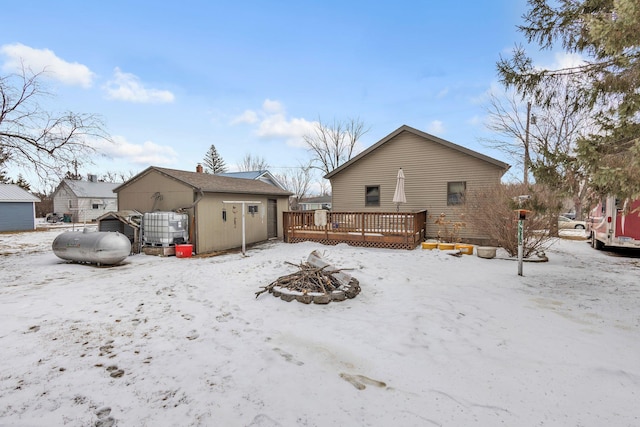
[447,181,466,205]
[365,186,380,206]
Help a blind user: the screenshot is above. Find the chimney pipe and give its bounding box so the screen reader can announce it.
[196,164,203,173]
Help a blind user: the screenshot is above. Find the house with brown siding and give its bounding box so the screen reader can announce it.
[324,125,510,243]
[113,166,291,254]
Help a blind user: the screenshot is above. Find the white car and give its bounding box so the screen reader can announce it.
[558,215,586,229]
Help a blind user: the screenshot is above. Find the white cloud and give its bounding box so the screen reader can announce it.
[231,110,259,125]
[262,99,284,114]
[104,68,175,103]
[96,136,178,165]
[436,87,449,99]
[467,115,483,126]
[0,43,94,88]
[231,100,316,148]
[547,52,586,70]
[427,120,445,135]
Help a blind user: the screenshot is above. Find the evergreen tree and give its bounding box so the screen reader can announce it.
[13,174,31,191]
[0,149,10,184]
[498,0,640,199]
[203,144,227,174]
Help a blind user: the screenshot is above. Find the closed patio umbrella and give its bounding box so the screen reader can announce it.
[392,168,406,212]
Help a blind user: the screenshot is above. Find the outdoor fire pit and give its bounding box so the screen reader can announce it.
[255,251,360,304]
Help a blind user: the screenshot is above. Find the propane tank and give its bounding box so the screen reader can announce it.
[52,228,131,265]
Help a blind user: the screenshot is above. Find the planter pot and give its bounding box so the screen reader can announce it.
[455,243,474,255]
[422,242,438,250]
[476,246,497,259]
[438,243,456,250]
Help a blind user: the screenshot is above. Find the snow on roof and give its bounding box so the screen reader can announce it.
[0,184,40,202]
[63,179,119,198]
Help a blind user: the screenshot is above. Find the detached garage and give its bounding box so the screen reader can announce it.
[113,166,292,255]
[0,184,41,232]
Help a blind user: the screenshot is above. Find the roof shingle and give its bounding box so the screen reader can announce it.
[115,167,291,196]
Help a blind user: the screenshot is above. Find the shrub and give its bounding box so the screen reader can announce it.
[464,183,552,257]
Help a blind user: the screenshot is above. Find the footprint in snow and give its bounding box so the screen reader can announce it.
[95,406,111,418]
[339,373,387,390]
[273,348,304,366]
[216,312,232,322]
[95,417,115,427]
[106,365,124,378]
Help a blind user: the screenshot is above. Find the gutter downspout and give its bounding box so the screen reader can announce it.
[177,188,204,254]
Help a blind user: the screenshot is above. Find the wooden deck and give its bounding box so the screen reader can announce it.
[283,210,427,250]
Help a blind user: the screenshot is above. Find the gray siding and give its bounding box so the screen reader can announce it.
[330,130,505,240]
[0,202,36,231]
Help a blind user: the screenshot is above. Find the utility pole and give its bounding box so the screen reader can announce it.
[524,101,531,186]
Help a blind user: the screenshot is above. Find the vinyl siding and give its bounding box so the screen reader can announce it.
[116,170,289,254]
[194,194,288,253]
[53,182,117,222]
[116,172,195,213]
[0,202,36,231]
[52,184,74,216]
[330,130,505,241]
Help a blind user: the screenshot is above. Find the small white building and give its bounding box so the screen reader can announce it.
[52,175,119,223]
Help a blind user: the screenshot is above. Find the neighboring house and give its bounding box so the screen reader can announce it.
[52,175,119,223]
[216,169,286,190]
[113,166,292,254]
[325,125,510,243]
[298,195,332,211]
[0,184,41,232]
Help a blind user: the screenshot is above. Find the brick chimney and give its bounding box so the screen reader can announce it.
[196,164,203,173]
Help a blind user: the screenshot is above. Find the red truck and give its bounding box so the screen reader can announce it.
[587,196,640,249]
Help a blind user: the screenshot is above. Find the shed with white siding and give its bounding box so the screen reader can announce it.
[51,176,119,223]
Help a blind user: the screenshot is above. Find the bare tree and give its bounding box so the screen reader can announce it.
[304,117,369,176]
[0,66,111,187]
[482,83,595,219]
[100,170,136,183]
[481,91,532,176]
[237,153,269,172]
[464,183,553,257]
[317,179,331,196]
[276,162,313,210]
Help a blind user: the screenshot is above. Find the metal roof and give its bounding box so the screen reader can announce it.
[0,184,41,202]
[61,179,119,198]
[217,170,286,190]
[217,171,266,180]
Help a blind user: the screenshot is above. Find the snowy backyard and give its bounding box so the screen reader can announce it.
[0,226,639,427]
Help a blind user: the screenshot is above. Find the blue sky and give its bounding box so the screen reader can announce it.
[2,0,567,191]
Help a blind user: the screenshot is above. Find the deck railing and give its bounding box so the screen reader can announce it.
[283,210,427,250]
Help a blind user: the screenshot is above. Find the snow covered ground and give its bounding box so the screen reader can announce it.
[0,227,639,427]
